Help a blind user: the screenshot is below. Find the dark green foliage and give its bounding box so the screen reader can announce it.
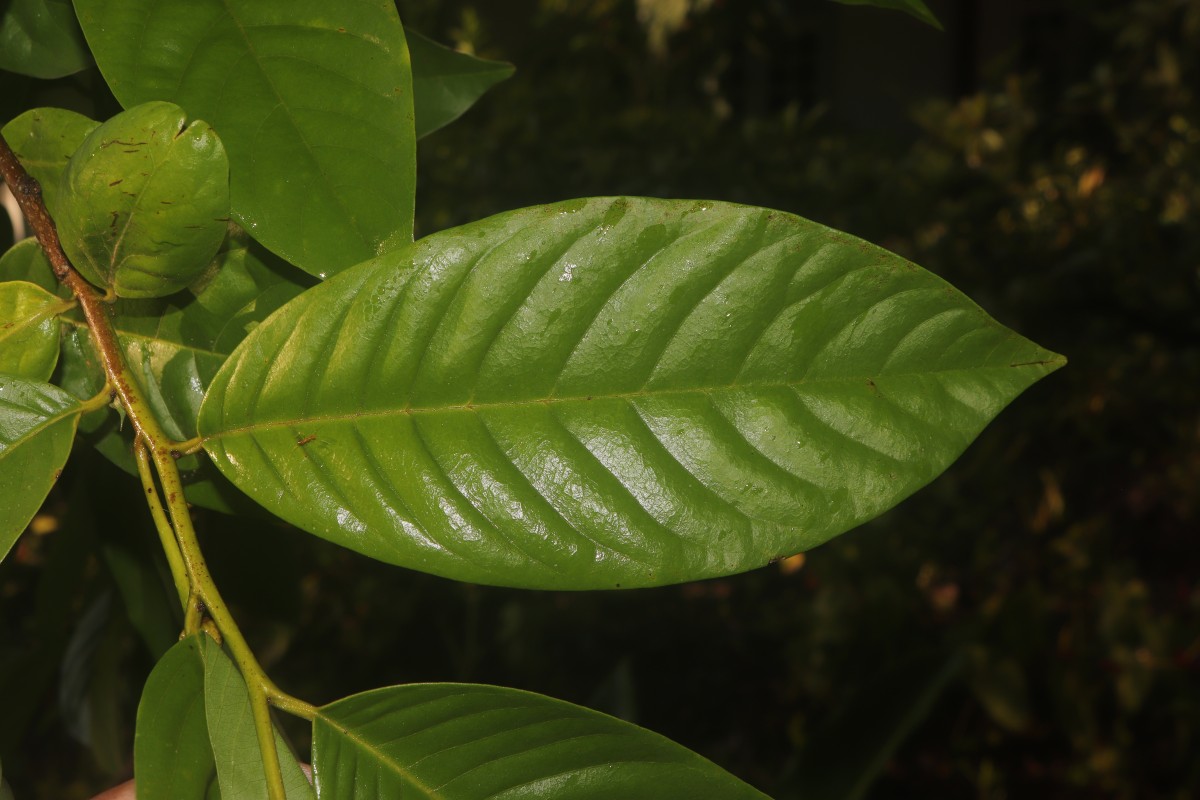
[3,0,1192,799]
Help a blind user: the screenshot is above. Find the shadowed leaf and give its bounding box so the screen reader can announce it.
[408,29,514,139]
[1,108,99,217]
[0,0,90,78]
[828,0,943,29]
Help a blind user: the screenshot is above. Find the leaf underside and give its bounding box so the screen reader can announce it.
[199,635,314,799]
[199,197,1063,590]
[312,683,770,799]
[73,0,418,276]
[135,636,217,800]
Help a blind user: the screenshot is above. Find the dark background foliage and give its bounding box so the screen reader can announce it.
[1,0,1197,798]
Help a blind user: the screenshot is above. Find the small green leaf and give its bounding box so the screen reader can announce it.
[198,197,1064,590]
[827,0,943,29]
[408,29,514,139]
[74,0,418,277]
[135,636,220,800]
[1,108,100,217]
[0,0,91,79]
[0,376,81,561]
[0,280,69,380]
[199,635,314,800]
[313,683,768,799]
[0,237,66,295]
[56,101,230,298]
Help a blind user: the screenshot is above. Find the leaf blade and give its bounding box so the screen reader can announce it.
[0,0,91,79]
[135,636,218,800]
[312,683,769,800]
[0,280,68,381]
[1,108,100,218]
[407,29,513,139]
[56,101,230,298]
[74,0,418,276]
[199,197,1063,589]
[200,635,313,800]
[0,376,81,561]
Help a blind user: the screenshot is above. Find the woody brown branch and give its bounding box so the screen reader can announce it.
[0,131,174,451]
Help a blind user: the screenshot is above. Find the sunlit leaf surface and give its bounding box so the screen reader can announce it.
[199,197,1063,589]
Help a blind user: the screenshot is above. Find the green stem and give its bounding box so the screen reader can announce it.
[0,132,307,800]
[154,447,288,800]
[133,440,190,610]
[267,687,318,722]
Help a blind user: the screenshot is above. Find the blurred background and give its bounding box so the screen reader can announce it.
[2,0,1198,797]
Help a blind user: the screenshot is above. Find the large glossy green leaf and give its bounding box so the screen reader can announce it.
[56,101,230,298]
[828,0,943,29]
[0,376,81,561]
[198,635,313,800]
[1,108,99,217]
[407,29,513,139]
[0,0,90,78]
[49,231,311,511]
[198,197,1064,590]
[312,683,769,799]
[135,636,220,800]
[0,280,69,380]
[74,0,418,277]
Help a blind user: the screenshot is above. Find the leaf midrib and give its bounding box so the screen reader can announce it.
[314,710,447,800]
[201,360,1057,443]
[0,295,70,345]
[0,400,80,455]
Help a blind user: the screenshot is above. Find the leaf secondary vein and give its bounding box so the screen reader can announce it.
[315,711,448,800]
